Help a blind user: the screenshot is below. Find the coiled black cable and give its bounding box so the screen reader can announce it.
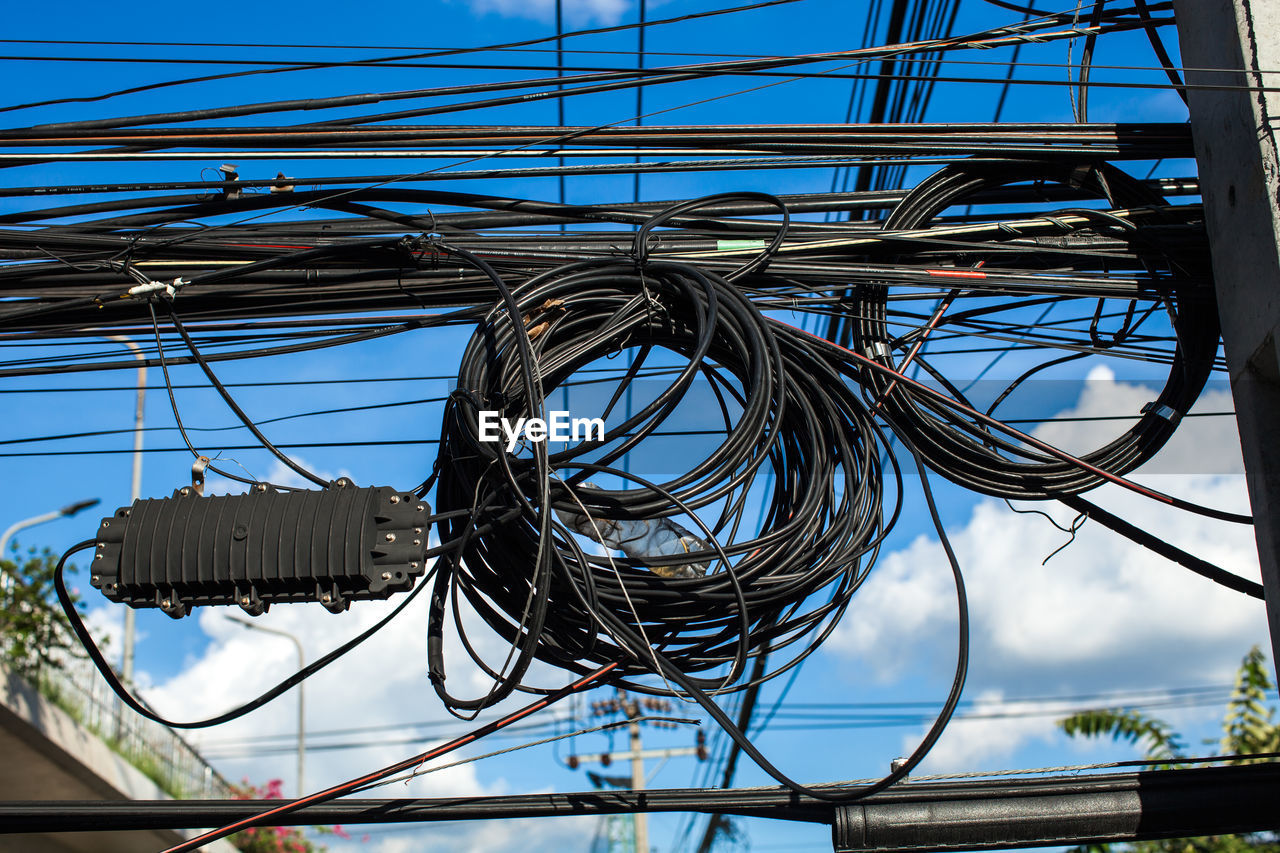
[428,198,891,713]
[851,159,1219,499]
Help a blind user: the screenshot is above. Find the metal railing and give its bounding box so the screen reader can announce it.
[33,656,233,800]
[1,564,231,801]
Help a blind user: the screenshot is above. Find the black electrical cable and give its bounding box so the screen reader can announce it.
[516,432,967,805]
[1075,0,1108,122]
[1058,493,1264,598]
[13,4,1253,835]
[406,195,961,808]
[0,0,808,119]
[2,7,1172,139]
[160,298,331,487]
[848,158,1219,501]
[1133,0,1187,104]
[53,539,443,729]
[144,298,262,489]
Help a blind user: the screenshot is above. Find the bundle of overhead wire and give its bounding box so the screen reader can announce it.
[6,0,1265,827]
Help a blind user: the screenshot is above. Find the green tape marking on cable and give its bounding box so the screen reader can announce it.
[716,240,768,252]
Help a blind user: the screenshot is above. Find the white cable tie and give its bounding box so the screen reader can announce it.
[125,277,186,300]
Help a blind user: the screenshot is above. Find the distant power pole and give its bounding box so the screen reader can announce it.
[569,690,707,853]
[1174,0,1280,677]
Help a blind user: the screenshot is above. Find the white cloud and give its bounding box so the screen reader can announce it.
[830,369,1269,766]
[129,584,600,852]
[345,816,596,853]
[84,605,124,654]
[455,0,630,25]
[142,592,491,798]
[1034,365,1243,476]
[902,690,1061,774]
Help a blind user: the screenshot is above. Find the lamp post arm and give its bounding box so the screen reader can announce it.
[0,512,62,560]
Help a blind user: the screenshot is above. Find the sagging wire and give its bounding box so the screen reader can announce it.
[355,715,699,792]
[159,663,621,853]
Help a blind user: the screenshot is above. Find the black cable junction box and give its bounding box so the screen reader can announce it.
[89,483,430,618]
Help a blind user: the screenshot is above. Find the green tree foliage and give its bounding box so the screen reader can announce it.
[1060,707,1185,761]
[0,543,82,678]
[1058,646,1280,853]
[1219,646,1280,760]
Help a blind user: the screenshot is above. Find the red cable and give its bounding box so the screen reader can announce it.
[872,287,959,412]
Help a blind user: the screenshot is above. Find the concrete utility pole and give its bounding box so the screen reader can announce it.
[627,707,648,853]
[1174,0,1280,677]
[571,691,703,853]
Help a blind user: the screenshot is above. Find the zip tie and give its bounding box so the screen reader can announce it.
[124,277,186,300]
[1142,402,1179,421]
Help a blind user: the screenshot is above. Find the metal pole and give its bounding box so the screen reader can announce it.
[625,699,648,853]
[225,616,305,794]
[104,335,146,683]
[1174,0,1280,678]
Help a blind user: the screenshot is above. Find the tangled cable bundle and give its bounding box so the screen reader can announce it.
[844,159,1220,499]
[47,164,1255,771]
[428,199,892,713]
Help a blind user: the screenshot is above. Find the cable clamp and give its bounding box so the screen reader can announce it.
[862,341,892,360]
[1068,163,1094,190]
[1141,402,1178,421]
[125,277,186,300]
[215,164,246,200]
[191,455,210,497]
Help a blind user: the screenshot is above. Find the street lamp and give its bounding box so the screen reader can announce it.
[104,334,146,683]
[225,616,306,795]
[0,498,100,600]
[0,498,101,563]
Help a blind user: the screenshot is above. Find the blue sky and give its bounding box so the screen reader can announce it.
[0,2,1271,852]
